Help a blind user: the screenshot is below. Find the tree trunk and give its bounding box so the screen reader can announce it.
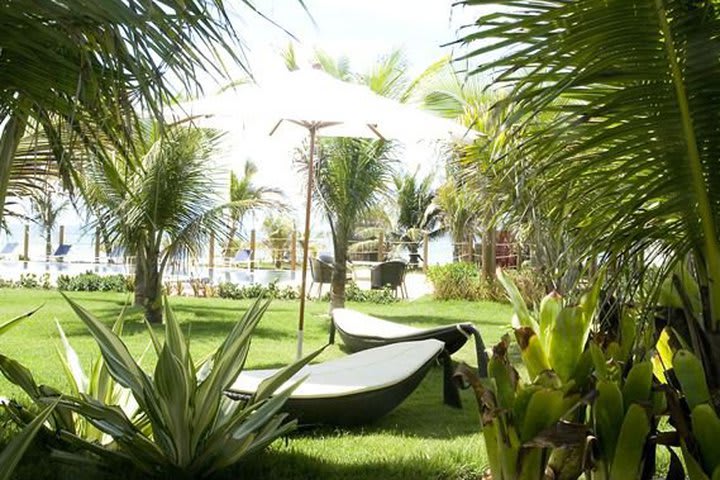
[0,110,29,226]
[331,231,348,310]
[223,217,238,258]
[452,238,461,263]
[134,253,146,307]
[481,227,496,281]
[134,246,163,323]
[45,226,52,261]
[144,262,163,324]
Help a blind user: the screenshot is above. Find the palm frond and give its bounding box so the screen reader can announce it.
[458,0,720,323]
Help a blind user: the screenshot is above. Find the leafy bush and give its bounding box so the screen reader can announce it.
[0,296,320,478]
[427,263,544,304]
[427,263,484,301]
[217,281,298,300]
[0,274,51,290]
[322,281,399,304]
[17,274,40,289]
[57,272,131,292]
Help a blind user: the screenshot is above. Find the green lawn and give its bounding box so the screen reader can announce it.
[0,289,513,479]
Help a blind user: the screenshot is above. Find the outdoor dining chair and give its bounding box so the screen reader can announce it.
[370,260,408,299]
[309,257,334,298]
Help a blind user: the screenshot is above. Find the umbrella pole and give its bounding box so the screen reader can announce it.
[297,125,317,359]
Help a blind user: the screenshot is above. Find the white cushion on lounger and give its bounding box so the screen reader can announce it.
[332,308,421,339]
[230,339,443,399]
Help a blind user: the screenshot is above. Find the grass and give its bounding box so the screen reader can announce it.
[0,288,513,480]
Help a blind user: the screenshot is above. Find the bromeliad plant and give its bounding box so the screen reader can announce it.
[456,337,576,480]
[460,270,662,480]
[0,296,321,478]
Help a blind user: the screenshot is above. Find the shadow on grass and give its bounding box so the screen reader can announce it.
[377,313,508,328]
[223,447,482,480]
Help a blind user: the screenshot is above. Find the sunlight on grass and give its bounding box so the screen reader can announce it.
[0,289,512,479]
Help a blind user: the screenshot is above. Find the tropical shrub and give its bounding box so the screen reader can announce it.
[456,0,720,419]
[16,274,39,289]
[428,263,544,303]
[0,274,52,290]
[0,296,320,478]
[320,281,399,304]
[57,272,131,293]
[217,281,299,301]
[0,307,45,480]
[0,401,58,480]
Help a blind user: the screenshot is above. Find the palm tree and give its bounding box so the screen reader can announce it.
[262,214,294,268]
[456,1,720,379]
[224,161,284,258]
[388,170,439,260]
[417,61,501,275]
[84,125,234,323]
[0,1,303,225]
[312,138,396,308]
[428,178,482,263]
[302,51,408,309]
[27,187,68,261]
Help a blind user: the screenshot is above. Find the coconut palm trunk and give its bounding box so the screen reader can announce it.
[481,227,496,280]
[133,244,163,323]
[45,226,52,261]
[330,225,349,310]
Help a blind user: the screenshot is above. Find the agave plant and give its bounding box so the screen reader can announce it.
[53,307,140,444]
[0,306,44,480]
[0,306,40,337]
[0,296,321,478]
[0,400,58,480]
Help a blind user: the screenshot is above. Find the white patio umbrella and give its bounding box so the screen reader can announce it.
[170,68,473,358]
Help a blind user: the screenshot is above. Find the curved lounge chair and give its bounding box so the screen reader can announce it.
[227,339,446,426]
[330,308,488,376]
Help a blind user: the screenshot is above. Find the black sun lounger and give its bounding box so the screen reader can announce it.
[330,308,488,377]
[227,339,447,426]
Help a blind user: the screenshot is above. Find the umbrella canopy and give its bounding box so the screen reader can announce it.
[173,69,471,140]
[169,68,473,358]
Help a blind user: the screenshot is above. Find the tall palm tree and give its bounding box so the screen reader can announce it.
[28,187,68,261]
[312,138,396,308]
[0,1,304,225]
[427,178,482,263]
[417,60,501,276]
[389,170,439,259]
[303,51,408,308]
[224,161,284,257]
[456,1,720,376]
[84,125,235,323]
[262,214,294,268]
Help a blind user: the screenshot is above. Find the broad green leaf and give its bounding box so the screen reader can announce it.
[55,319,88,395]
[0,398,58,480]
[0,305,41,336]
[547,307,586,382]
[253,345,326,403]
[62,294,147,399]
[497,268,537,331]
